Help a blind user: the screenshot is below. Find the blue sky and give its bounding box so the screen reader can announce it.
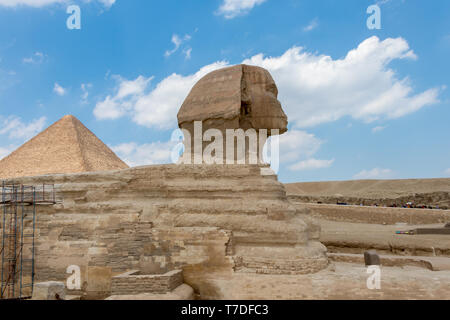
[0,0,449,183]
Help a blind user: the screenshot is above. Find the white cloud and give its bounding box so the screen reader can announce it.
[303,18,319,32]
[277,130,322,162]
[0,0,64,6]
[444,168,450,176]
[94,36,440,173]
[116,75,150,99]
[94,95,121,119]
[0,116,46,141]
[165,34,192,58]
[96,0,115,8]
[81,83,92,103]
[94,75,152,120]
[243,36,441,128]
[111,141,176,167]
[217,0,267,19]
[0,0,116,8]
[96,37,439,132]
[289,158,334,171]
[53,82,67,96]
[353,168,394,179]
[94,61,228,129]
[183,47,192,60]
[266,129,334,172]
[372,125,386,133]
[23,52,45,64]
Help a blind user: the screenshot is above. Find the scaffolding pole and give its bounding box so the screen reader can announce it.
[0,182,55,300]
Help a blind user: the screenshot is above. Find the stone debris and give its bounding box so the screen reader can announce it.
[111,270,184,295]
[364,250,381,266]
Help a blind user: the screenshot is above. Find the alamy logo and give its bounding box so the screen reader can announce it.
[67,5,81,30]
[367,4,381,30]
[366,265,381,290]
[66,265,81,290]
[170,121,281,174]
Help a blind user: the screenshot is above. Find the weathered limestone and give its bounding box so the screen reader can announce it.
[177,64,288,164]
[9,164,328,298]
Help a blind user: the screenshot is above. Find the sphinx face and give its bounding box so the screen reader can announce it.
[177,64,288,164]
[241,65,288,134]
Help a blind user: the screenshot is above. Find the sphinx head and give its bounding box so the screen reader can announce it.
[177,64,288,164]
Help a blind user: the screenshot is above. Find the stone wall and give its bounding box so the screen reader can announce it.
[293,203,450,225]
[287,192,450,210]
[111,270,183,295]
[3,164,327,298]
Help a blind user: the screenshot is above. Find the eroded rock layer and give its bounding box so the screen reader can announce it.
[6,164,328,298]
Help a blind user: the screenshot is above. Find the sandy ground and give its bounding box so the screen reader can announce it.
[195,262,450,300]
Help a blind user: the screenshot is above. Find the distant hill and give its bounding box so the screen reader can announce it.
[285,179,450,209]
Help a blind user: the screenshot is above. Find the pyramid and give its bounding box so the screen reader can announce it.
[0,115,129,179]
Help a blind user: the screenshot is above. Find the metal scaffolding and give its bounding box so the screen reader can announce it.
[0,182,56,300]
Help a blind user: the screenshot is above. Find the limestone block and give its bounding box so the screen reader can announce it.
[86,266,112,298]
[364,250,381,266]
[11,163,329,294]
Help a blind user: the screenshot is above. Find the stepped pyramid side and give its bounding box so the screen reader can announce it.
[9,164,328,292]
[0,115,128,179]
[69,116,129,172]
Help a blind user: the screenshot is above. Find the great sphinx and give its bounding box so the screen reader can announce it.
[176,64,328,275]
[3,64,328,299]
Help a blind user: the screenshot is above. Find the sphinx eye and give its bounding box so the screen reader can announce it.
[241,103,251,116]
[266,83,278,95]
